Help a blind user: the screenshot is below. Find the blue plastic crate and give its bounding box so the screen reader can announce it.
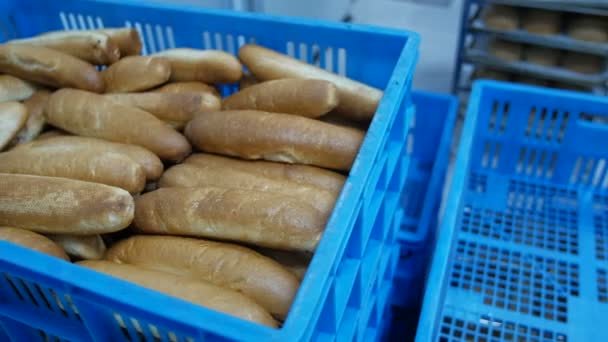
[418,80,608,342]
[0,0,419,341]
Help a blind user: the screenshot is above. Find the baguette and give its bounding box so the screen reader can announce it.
[48,234,106,260]
[0,143,146,193]
[0,75,36,102]
[105,92,221,129]
[154,81,220,96]
[46,89,191,161]
[185,153,345,195]
[223,79,338,118]
[102,56,171,93]
[185,110,365,171]
[239,44,382,121]
[152,48,242,84]
[0,227,69,260]
[8,30,120,65]
[0,45,104,92]
[159,163,336,215]
[134,186,327,252]
[0,173,134,234]
[9,90,50,147]
[78,260,277,327]
[96,28,142,56]
[106,235,299,319]
[0,102,28,150]
[17,136,163,181]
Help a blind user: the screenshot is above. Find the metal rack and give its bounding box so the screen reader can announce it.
[453,0,608,97]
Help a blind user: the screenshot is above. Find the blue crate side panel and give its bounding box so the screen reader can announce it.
[418,81,608,342]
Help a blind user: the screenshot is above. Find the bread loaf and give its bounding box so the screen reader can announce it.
[567,15,608,43]
[0,173,134,234]
[0,227,69,260]
[0,45,104,92]
[184,153,345,195]
[106,235,300,319]
[78,260,277,327]
[9,90,50,147]
[154,81,219,96]
[96,28,142,56]
[102,56,171,93]
[134,186,327,252]
[483,5,519,31]
[0,102,27,150]
[521,9,561,35]
[152,48,242,84]
[8,30,121,65]
[48,234,106,260]
[238,44,382,121]
[524,46,559,67]
[0,75,36,102]
[185,110,364,171]
[488,39,522,62]
[46,89,191,161]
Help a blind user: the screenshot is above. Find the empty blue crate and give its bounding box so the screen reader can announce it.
[418,80,608,342]
[0,0,419,341]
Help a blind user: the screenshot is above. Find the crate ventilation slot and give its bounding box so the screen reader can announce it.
[59,12,104,30]
[525,107,569,143]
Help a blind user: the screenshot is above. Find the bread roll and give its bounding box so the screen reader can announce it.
[0,227,69,260]
[159,163,336,215]
[483,5,519,31]
[223,79,338,118]
[185,110,364,171]
[102,56,171,93]
[256,247,310,280]
[8,30,120,65]
[0,143,146,193]
[78,260,277,327]
[521,9,561,35]
[154,81,220,96]
[105,92,221,129]
[488,39,522,62]
[0,45,104,92]
[239,44,382,121]
[48,234,106,260]
[567,15,608,43]
[17,136,163,181]
[0,173,134,234]
[185,153,345,195]
[524,46,559,67]
[96,28,142,56]
[134,187,327,252]
[152,48,242,84]
[46,89,191,161]
[562,52,604,75]
[9,90,50,147]
[0,75,36,102]
[106,235,299,319]
[0,102,27,150]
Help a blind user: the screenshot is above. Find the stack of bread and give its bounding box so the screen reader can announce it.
[0,28,383,327]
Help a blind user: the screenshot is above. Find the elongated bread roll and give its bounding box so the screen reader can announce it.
[0,144,146,193]
[8,30,120,65]
[567,15,608,43]
[9,90,50,147]
[223,79,338,118]
[0,102,27,150]
[0,45,104,92]
[78,260,277,327]
[185,110,364,171]
[0,75,36,102]
[152,48,242,84]
[483,5,519,31]
[159,163,336,215]
[96,28,142,56]
[105,92,221,129]
[185,153,345,194]
[0,227,69,260]
[106,235,299,319]
[0,173,134,234]
[46,89,191,161]
[102,56,171,93]
[48,234,106,260]
[521,9,561,35]
[17,136,163,181]
[154,81,220,96]
[134,187,327,252]
[256,247,310,280]
[239,44,382,121]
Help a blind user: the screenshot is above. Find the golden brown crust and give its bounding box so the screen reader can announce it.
[0,102,28,150]
[0,173,134,234]
[134,186,327,252]
[238,44,382,121]
[0,45,104,92]
[9,90,50,147]
[102,56,171,93]
[96,28,142,56]
[0,75,37,102]
[154,81,220,96]
[78,260,277,327]
[0,227,69,260]
[223,79,338,118]
[106,235,299,319]
[46,89,191,161]
[184,110,364,171]
[48,234,106,260]
[153,48,242,84]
